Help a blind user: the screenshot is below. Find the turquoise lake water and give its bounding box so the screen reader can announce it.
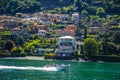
[0,59,120,80]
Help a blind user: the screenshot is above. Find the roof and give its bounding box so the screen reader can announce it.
[11,27,20,30]
[59,36,75,39]
[89,27,100,29]
[0,27,4,30]
[66,25,77,27]
[72,13,79,16]
[39,29,47,32]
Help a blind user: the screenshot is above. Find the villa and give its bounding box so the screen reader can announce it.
[55,36,76,59]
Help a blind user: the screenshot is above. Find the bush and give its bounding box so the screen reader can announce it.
[11,47,23,57]
[44,53,55,59]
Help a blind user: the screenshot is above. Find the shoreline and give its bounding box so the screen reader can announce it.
[1,56,86,62]
[1,56,45,60]
[1,56,120,63]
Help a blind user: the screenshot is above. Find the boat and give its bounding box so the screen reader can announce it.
[43,63,70,71]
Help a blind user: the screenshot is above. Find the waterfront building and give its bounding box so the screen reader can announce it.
[55,36,76,57]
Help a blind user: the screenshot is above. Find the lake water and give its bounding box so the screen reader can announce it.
[0,59,120,80]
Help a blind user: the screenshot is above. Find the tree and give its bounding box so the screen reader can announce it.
[96,7,105,17]
[11,47,24,57]
[81,10,88,17]
[75,0,82,13]
[0,41,4,50]
[88,6,97,15]
[112,32,120,44]
[83,38,99,55]
[106,42,117,55]
[16,36,25,46]
[117,45,120,55]
[84,25,87,39]
[4,40,15,51]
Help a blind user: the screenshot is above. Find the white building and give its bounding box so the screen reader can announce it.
[38,29,47,36]
[72,13,79,22]
[55,36,76,57]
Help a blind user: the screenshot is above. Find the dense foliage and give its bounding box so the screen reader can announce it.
[0,0,41,14]
[83,38,99,55]
[0,0,120,15]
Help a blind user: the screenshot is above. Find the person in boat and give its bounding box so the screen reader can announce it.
[46,63,58,67]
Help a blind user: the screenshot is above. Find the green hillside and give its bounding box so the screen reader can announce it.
[0,0,120,15]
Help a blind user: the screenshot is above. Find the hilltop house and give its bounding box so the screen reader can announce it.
[0,27,4,31]
[87,27,101,34]
[36,25,47,30]
[65,25,77,31]
[0,16,19,29]
[72,13,79,22]
[38,29,47,37]
[11,27,24,36]
[36,25,47,36]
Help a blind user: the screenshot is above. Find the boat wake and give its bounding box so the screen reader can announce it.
[0,65,59,71]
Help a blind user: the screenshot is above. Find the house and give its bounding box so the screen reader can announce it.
[54,29,63,36]
[53,24,77,36]
[0,16,19,29]
[38,29,47,37]
[36,25,47,30]
[11,27,22,35]
[64,29,75,36]
[65,25,77,31]
[0,20,18,29]
[16,13,23,18]
[107,21,118,27]
[60,14,69,20]
[54,29,75,36]
[55,36,76,57]
[72,13,79,22]
[0,27,4,31]
[87,27,101,34]
[53,25,77,36]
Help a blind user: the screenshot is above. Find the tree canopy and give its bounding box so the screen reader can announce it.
[83,38,99,55]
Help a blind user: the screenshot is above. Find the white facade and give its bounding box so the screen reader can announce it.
[38,29,46,36]
[55,36,76,57]
[58,36,76,50]
[72,13,79,22]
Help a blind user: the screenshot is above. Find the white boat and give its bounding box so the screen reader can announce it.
[43,63,70,71]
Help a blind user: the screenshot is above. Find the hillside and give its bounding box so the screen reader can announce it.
[0,0,120,15]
